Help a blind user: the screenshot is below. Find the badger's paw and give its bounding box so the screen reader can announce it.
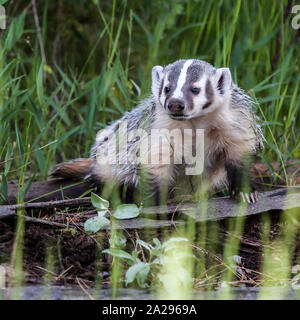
[230,188,259,204]
[239,190,259,203]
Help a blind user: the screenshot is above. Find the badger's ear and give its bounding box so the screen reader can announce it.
[151,65,164,98]
[215,68,232,95]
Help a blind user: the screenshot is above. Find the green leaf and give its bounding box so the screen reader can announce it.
[54,125,81,147]
[150,249,161,258]
[4,145,12,174]
[97,210,107,217]
[84,215,109,234]
[153,238,162,249]
[112,204,140,220]
[162,237,189,250]
[136,239,153,251]
[35,149,46,177]
[109,233,127,248]
[1,174,8,200]
[91,192,109,211]
[21,175,35,200]
[251,27,280,51]
[152,257,162,265]
[165,22,203,47]
[102,248,135,263]
[125,262,150,288]
[36,63,44,106]
[15,122,24,156]
[131,250,140,260]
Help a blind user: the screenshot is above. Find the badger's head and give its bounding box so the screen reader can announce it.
[152,59,232,120]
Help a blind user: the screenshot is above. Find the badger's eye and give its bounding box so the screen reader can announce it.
[164,86,170,93]
[191,87,200,95]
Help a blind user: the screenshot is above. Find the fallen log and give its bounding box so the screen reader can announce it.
[4,179,96,204]
[5,197,92,210]
[1,186,299,230]
[142,187,300,222]
[4,160,300,205]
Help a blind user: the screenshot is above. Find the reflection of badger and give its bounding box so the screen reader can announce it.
[51,59,264,203]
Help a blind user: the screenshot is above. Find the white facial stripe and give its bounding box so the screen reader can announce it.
[172,59,194,99]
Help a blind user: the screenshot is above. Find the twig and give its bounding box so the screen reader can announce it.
[24,216,76,228]
[135,231,146,263]
[0,140,58,165]
[34,265,57,277]
[76,277,95,300]
[12,197,92,210]
[56,265,73,281]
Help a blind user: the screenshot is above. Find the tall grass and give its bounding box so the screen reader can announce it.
[0,0,300,299]
[1,0,299,188]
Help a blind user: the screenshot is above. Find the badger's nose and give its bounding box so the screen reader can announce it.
[167,99,185,113]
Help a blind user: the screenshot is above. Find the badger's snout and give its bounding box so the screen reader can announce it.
[167,98,185,114]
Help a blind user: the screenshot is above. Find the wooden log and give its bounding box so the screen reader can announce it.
[4,179,96,204]
[1,210,185,230]
[0,205,15,219]
[142,187,300,222]
[1,186,300,230]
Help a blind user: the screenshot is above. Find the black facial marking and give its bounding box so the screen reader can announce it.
[167,60,185,87]
[181,83,193,111]
[217,74,225,94]
[175,61,203,112]
[205,79,214,100]
[181,60,212,112]
[202,101,211,109]
[158,78,164,99]
[185,61,204,83]
[199,79,213,109]
[163,84,171,109]
[163,60,185,108]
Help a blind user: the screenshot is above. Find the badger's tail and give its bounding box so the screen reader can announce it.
[50,158,94,180]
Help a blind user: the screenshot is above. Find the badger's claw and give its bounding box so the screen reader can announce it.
[239,191,258,203]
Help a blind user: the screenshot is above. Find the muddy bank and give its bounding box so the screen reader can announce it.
[1,208,299,290]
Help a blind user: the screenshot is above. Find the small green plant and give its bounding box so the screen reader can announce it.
[60,227,79,236]
[113,204,140,219]
[103,237,194,289]
[84,193,141,233]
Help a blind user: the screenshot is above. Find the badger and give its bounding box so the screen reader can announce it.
[51,59,264,203]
